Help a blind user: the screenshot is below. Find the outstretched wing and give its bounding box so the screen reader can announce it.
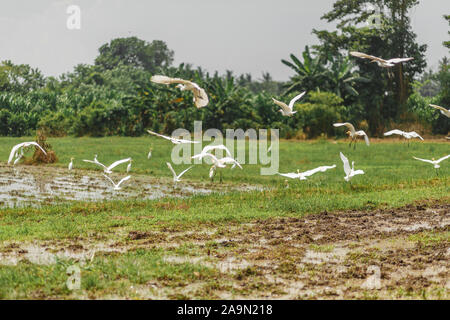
[413,156,434,164]
[147,129,174,142]
[333,122,356,134]
[436,154,450,164]
[203,144,232,157]
[288,92,306,110]
[107,158,132,171]
[178,166,193,179]
[192,86,209,108]
[358,131,370,146]
[277,172,300,179]
[386,57,414,64]
[117,175,132,187]
[102,174,116,187]
[166,162,177,179]
[429,104,450,117]
[350,51,385,63]
[408,132,424,140]
[8,142,25,164]
[150,75,190,85]
[83,159,108,170]
[302,165,336,177]
[384,129,404,136]
[340,152,351,176]
[272,98,290,114]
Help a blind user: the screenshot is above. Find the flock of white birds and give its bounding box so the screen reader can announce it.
[4,51,450,191]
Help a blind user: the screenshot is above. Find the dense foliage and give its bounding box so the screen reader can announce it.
[0,1,448,138]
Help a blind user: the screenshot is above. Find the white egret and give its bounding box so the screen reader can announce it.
[8,142,47,164]
[413,155,450,169]
[192,144,232,160]
[384,129,423,146]
[103,174,131,191]
[127,159,132,173]
[350,51,413,77]
[151,75,209,108]
[83,157,132,174]
[202,154,242,169]
[272,92,306,116]
[340,152,365,182]
[333,122,370,148]
[68,157,74,170]
[147,129,199,145]
[166,162,193,184]
[278,165,336,181]
[429,104,450,118]
[147,147,153,159]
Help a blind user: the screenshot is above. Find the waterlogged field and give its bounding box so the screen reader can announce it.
[0,136,448,299]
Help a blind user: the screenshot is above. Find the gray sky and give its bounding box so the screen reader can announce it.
[0,0,449,81]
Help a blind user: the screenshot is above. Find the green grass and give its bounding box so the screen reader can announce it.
[0,136,448,299]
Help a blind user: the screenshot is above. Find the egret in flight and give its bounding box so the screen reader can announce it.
[278,165,336,181]
[272,92,306,116]
[103,174,131,191]
[147,130,199,145]
[333,122,370,148]
[384,129,423,146]
[429,104,450,118]
[340,152,365,182]
[83,156,132,174]
[151,75,209,108]
[413,155,450,174]
[167,162,193,185]
[350,51,413,77]
[192,144,232,160]
[8,142,47,165]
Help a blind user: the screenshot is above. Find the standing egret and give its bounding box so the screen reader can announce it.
[272,92,306,117]
[147,130,199,145]
[68,158,74,170]
[151,75,209,108]
[8,142,47,165]
[383,129,423,146]
[340,152,365,182]
[103,174,131,191]
[429,104,450,118]
[147,147,153,159]
[166,162,193,185]
[334,123,370,148]
[127,159,132,173]
[278,165,336,181]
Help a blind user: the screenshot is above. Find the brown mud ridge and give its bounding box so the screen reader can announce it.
[1,200,449,299]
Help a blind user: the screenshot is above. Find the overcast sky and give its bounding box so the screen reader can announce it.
[0,0,449,81]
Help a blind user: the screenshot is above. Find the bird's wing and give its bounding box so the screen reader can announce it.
[386,57,414,64]
[203,145,232,157]
[272,98,290,113]
[333,122,355,134]
[288,92,306,110]
[8,143,25,164]
[117,175,132,187]
[147,129,174,142]
[384,129,404,136]
[429,104,449,113]
[436,155,450,164]
[83,159,107,170]
[192,86,209,108]
[408,132,424,140]
[353,170,365,176]
[26,142,47,156]
[350,51,385,63]
[176,138,200,144]
[302,165,337,177]
[102,174,116,187]
[202,153,220,165]
[413,156,434,164]
[220,157,242,169]
[177,166,193,179]
[107,158,132,171]
[166,162,177,178]
[356,131,370,146]
[340,152,351,175]
[150,75,190,85]
[277,172,300,179]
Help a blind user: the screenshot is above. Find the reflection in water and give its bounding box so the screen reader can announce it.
[0,164,262,208]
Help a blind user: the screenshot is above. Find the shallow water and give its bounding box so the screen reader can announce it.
[0,164,262,208]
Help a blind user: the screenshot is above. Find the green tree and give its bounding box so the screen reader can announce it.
[95,37,174,72]
[444,15,450,50]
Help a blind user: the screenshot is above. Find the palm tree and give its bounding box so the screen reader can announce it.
[326,56,369,99]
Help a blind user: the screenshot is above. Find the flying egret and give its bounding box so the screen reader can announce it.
[340,152,365,182]
[192,144,232,160]
[166,162,193,184]
[147,129,199,145]
[151,75,209,108]
[350,51,413,77]
[429,104,450,118]
[8,142,47,164]
[83,157,132,174]
[103,174,131,191]
[278,165,336,181]
[333,122,370,148]
[413,155,450,172]
[68,157,74,170]
[272,92,306,116]
[384,129,423,146]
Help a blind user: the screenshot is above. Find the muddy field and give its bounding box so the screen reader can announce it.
[0,163,261,208]
[1,200,448,299]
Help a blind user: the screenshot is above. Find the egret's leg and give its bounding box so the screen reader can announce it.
[219,171,223,184]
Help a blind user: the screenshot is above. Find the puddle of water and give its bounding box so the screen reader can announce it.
[0,164,263,208]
